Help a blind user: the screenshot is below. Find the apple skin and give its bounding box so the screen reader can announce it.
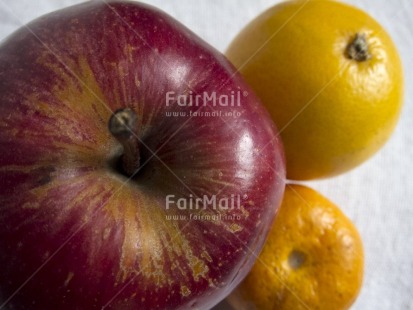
[0,1,285,309]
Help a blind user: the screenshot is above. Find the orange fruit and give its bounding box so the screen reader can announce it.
[226,0,404,180]
[227,184,364,310]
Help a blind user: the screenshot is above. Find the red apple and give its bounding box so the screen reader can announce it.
[0,1,285,309]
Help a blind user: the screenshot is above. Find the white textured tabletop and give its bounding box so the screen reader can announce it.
[0,1,412,309]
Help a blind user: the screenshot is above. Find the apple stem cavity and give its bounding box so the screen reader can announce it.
[346,33,371,62]
[109,108,140,176]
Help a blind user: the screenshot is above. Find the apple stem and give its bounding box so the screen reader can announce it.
[346,33,371,62]
[109,108,140,176]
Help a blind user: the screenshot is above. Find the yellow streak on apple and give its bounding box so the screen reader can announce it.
[104,184,212,288]
[30,56,112,160]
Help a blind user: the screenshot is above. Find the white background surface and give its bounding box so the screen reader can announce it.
[0,0,412,309]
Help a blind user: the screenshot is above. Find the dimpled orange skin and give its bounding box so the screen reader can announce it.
[227,184,364,310]
[226,0,404,180]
